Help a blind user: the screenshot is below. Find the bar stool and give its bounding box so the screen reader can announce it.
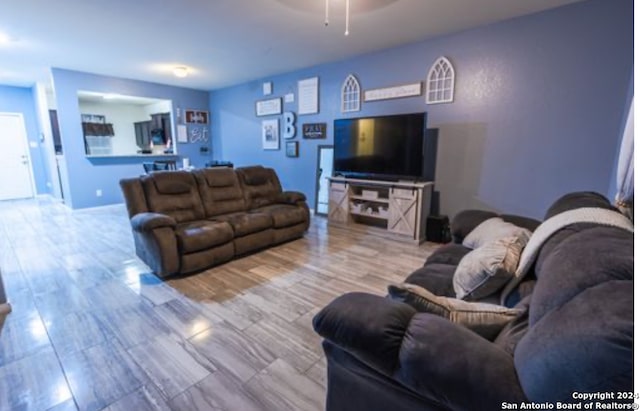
[142,162,155,174]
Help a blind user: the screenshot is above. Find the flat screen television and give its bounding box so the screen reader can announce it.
[333,112,428,181]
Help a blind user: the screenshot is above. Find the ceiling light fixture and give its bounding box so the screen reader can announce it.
[0,32,12,45]
[325,0,351,36]
[173,66,188,78]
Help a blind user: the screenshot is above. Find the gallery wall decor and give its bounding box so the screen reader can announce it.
[189,126,209,143]
[176,124,188,143]
[256,97,282,116]
[302,123,327,139]
[185,110,209,124]
[298,77,319,115]
[426,56,455,104]
[341,74,361,113]
[363,82,422,102]
[283,112,297,139]
[262,118,280,150]
[286,141,299,158]
[263,81,273,95]
[184,110,209,124]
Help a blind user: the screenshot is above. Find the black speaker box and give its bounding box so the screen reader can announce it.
[426,215,451,243]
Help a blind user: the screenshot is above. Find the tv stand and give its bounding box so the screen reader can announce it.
[328,177,434,244]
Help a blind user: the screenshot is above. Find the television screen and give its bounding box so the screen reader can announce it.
[333,112,427,181]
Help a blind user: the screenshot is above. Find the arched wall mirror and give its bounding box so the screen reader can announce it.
[77,91,176,157]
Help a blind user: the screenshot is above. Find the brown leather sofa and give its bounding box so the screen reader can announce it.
[120,165,310,278]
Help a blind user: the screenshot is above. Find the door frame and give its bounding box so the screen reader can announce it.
[0,112,37,200]
[314,144,333,216]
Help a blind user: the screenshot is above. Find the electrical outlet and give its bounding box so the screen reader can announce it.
[96,189,102,197]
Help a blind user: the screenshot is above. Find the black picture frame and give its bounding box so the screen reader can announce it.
[286,141,299,158]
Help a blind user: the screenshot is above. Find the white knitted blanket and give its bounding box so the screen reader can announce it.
[499,207,634,304]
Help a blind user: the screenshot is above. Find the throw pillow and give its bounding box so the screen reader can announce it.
[462,217,531,249]
[388,283,523,340]
[453,234,528,300]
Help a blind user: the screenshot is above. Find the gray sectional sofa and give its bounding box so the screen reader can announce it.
[120,165,309,278]
[313,191,633,410]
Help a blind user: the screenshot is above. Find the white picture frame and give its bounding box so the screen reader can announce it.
[262,119,280,150]
[298,77,319,115]
[256,98,282,116]
[263,81,273,96]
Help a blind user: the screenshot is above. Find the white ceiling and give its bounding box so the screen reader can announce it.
[0,0,584,91]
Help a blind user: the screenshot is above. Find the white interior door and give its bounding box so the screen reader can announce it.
[0,113,35,200]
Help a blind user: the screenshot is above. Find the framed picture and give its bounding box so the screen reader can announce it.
[286,141,299,158]
[185,110,209,124]
[263,81,272,96]
[298,77,319,115]
[262,119,279,150]
[256,98,282,116]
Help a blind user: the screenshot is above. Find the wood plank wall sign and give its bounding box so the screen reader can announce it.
[364,82,422,102]
[302,123,326,139]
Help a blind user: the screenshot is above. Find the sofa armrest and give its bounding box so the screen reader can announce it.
[314,292,527,411]
[313,292,417,376]
[276,191,307,205]
[131,212,177,232]
[395,314,527,410]
[450,210,498,243]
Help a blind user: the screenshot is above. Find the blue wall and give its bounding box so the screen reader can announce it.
[51,69,212,209]
[210,0,633,219]
[0,85,51,195]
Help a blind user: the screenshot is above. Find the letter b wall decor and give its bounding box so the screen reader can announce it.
[283,112,296,139]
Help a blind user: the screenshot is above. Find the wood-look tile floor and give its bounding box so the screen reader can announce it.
[0,197,438,411]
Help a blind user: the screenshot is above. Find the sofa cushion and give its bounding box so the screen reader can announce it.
[201,168,238,187]
[544,191,617,220]
[213,212,272,237]
[175,220,233,253]
[388,283,523,340]
[237,166,283,209]
[154,180,191,194]
[424,243,471,266]
[493,295,531,354]
[404,263,456,297]
[451,210,499,243]
[512,217,633,402]
[462,217,531,249]
[276,191,306,204]
[194,168,246,217]
[530,226,633,326]
[515,281,632,402]
[453,235,528,301]
[253,204,308,228]
[141,171,205,223]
